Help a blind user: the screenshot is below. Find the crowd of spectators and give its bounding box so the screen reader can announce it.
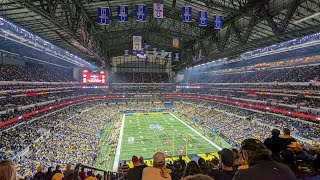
[0,100,319,180]
[208,89,320,109]
[0,91,86,124]
[183,64,320,83]
[0,91,84,108]
[0,102,96,160]
[0,102,119,179]
[0,102,166,179]
[0,64,74,82]
[174,101,320,145]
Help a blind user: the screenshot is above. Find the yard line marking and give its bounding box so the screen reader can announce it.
[169,113,222,151]
[113,114,126,171]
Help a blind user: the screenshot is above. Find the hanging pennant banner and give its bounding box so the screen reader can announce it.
[98,7,109,25]
[118,5,129,22]
[198,11,208,26]
[136,4,147,22]
[153,3,164,19]
[175,53,180,61]
[133,35,142,51]
[182,6,192,22]
[167,52,172,60]
[172,37,179,48]
[124,50,129,56]
[213,15,223,29]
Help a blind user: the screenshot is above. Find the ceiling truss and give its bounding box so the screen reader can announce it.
[0,0,319,70]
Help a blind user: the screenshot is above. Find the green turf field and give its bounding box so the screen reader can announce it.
[117,112,221,162]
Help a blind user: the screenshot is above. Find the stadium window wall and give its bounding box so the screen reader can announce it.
[111,55,172,73]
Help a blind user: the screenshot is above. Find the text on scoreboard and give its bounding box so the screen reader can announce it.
[82,69,107,84]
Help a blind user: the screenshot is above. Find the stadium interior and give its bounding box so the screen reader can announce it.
[0,0,320,180]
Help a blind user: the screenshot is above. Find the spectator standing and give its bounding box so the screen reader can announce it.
[0,160,16,180]
[139,156,145,165]
[198,158,208,174]
[206,156,220,177]
[178,155,186,170]
[264,129,286,162]
[211,148,236,180]
[280,128,296,146]
[121,161,130,173]
[182,161,201,178]
[288,142,316,177]
[142,152,172,180]
[52,165,64,180]
[45,167,54,180]
[63,164,73,176]
[170,161,183,180]
[288,142,314,163]
[125,155,148,180]
[85,171,97,180]
[232,149,249,170]
[53,165,62,175]
[233,138,296,180]
[79,167,86,180]
[33,166,46,180]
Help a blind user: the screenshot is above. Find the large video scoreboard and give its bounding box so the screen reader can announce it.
[82,69,107,84]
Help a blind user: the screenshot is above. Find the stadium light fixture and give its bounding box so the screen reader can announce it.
[0,16,96,68]
[24,56,70,69]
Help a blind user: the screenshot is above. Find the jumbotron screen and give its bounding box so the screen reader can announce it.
[82,69,107,84]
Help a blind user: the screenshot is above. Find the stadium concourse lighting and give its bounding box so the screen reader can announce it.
[191,32,320,70]
[24,56,70,69]
[0,16,95,68]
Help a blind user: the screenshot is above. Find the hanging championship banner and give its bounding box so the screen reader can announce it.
[136,4,147,22]
[198,11,208,26]
[213,15,223,29]
[118,5,129,22]
[98,7,109,25]
[182,6,192,22]
[153,3,164,19]
[133,35,142,51]
[172,37,179,48]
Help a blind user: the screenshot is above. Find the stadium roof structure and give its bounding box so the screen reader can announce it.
[0,0,319,70]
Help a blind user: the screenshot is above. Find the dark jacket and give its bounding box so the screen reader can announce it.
[264,136,287,161]
[232,160,296,180]
[33,171,46,180]
[170,169,183,180]
[45,172,54,180]
[124,164,148,180]
[212,169,236,180]
[280,135,296,146]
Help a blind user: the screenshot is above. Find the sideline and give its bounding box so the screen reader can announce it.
[169,113,222,151]
[113,114,126,171]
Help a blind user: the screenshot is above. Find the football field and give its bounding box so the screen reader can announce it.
[116,112,222,163]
